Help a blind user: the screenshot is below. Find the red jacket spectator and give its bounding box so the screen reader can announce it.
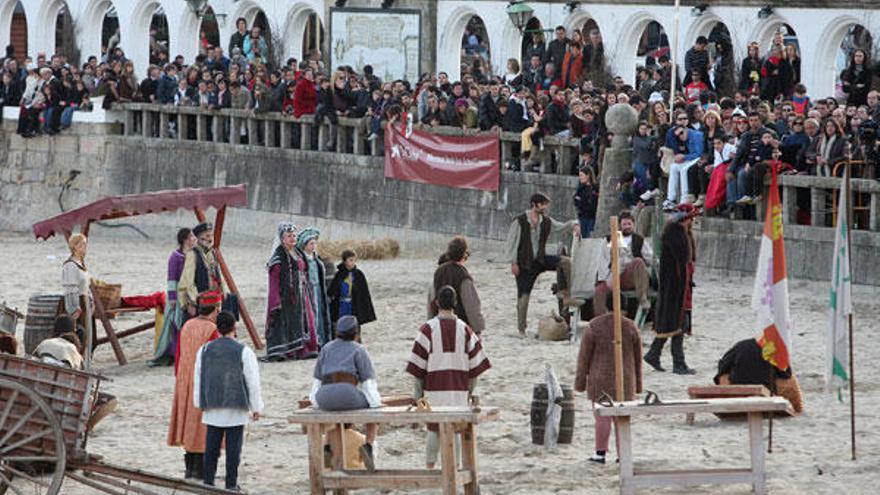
[293,74,317,118]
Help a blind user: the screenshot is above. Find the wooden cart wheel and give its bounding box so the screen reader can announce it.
[0,378,66,495]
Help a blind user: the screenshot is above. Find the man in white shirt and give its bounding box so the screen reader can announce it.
[193,311,263,491]
[592,210,653,322]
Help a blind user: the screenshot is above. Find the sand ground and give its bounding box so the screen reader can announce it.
[1,233,878,495]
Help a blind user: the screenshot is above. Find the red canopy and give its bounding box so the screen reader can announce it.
[32,184,248,240]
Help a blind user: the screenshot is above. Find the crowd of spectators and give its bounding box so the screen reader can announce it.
[0,20,877,222]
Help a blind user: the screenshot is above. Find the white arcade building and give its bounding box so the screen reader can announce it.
[0,0,878,99]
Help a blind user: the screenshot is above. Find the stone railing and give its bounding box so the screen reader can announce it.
[114,103,582,175]
[773,173,880,231]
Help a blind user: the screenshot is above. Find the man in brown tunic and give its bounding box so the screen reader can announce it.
[429,236,485,334]
[574,313,642,464]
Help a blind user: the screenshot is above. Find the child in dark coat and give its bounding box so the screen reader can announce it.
[328,250,377,340]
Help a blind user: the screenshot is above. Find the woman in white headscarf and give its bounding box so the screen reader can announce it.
[264,222,319,362]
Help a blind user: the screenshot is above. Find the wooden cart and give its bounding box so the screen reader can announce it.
[0,354,237,494]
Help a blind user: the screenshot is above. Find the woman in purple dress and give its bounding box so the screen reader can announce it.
[264,222,320,362]
[150,228,196,366]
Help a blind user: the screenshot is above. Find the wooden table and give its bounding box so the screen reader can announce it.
[288,406,500,495]
[595,397,791,495]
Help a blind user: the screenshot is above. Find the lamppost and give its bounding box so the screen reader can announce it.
[506,1,534,34]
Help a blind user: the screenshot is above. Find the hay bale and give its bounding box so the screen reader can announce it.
[317,238,401,261]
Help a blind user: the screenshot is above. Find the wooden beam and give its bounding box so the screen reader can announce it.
[461,423,479,495]
[610,216,624,402]
[94,321,155,346]
[90,283,127,366]
[321,470,473,490]
[307,424,326,495]
[213,206,226,249]
[288,406,500,426]
[439,423,457,495]
[595,397,790,417]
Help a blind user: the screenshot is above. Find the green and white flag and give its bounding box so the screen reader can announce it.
[827,176,852,396]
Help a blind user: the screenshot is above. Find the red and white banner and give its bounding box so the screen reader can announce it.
[383,123,500,192]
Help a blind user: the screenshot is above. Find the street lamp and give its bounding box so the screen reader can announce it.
[506,1,534,34]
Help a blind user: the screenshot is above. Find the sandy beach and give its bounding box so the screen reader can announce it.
[1,232,878,495]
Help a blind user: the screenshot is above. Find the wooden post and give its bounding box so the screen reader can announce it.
[845,163,856,461]
[194,207,264,349]
[90,283,127,366]
[617,417,634,495]
[747,412,766,495]
[439,423,457,495]
[461,423,479,495]
[610,216,624,402]
[307,425,325,495]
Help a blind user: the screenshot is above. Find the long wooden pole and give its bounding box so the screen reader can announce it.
[668,0,681,124]
[846,161,856,460]
[610,216,624,402]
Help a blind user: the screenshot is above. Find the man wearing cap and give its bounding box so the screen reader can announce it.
[168,292,221,480]
[194,311,263,491]
[309,316,381,471]
[644,205,698,375]
[178,222,225,319]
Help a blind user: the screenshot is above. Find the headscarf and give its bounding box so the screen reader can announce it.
[267,222,297,269]
[296,227,320,250]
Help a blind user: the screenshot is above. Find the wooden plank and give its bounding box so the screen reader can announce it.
[461,423,479,495]
[439,423,457,495]
[322,469,473,490]
[306,425,325,495]
[331,424,347,495]
[687,385,770,398]
[289,407,499,426]
[618,417,634,495]
[748,412,766,495]
[628,468,752,488]
[595,397,789,417]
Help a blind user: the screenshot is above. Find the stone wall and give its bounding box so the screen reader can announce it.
[2,128,878,285]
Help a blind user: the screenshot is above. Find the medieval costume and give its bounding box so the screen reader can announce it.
[592,230,653,317]
[298,228,332,345]
[264,222,319,361]
[167,291,221,481]
[505,210,578,334]
[328,264,376,330]
[406,311,491,466]
[643,205,697,375]
[61,256,92,351]
[429,261,485,334]
[714,338,803,414]
[178,223,225,316]
[575,313,642,463]
[309,316,381,470]
[151,248,187,366]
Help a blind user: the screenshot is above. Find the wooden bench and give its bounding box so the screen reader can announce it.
[685,385,771,424]
[596,397,791,495]
[288,406,500,495]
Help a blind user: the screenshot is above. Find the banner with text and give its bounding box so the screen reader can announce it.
[383,123,500,192]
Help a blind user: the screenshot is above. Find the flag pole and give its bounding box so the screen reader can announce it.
[610,216,624,402]
[668,0,681,124]
[845,160,856,461]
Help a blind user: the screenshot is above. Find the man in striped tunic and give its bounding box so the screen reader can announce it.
[406,285,491,469]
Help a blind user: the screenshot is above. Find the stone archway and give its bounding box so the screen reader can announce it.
[81,0,117,62]
[750,15,796,53]
[616,12,670,85]
[0,0,26,61]
[461,15,491,78]
[685,15,737,96]
[129,0,168,71]
[34,0,71,58]
[438,5,481,81]
[814,17,874,99]
[283,2,323,62]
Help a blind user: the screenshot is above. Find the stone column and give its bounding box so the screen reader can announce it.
[594,103,638,237]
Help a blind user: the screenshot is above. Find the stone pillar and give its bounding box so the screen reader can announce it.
[594,103,638,237]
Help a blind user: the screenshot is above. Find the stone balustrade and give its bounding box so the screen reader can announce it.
[114,103,880,233]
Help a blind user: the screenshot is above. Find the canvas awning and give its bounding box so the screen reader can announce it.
[32,184,248,240]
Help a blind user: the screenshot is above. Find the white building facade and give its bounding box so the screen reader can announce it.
[1,0,879,99]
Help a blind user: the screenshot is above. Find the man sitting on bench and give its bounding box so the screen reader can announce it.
[593,210,652,323]
[310,316,382,470]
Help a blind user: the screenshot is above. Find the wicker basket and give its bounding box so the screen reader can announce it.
[92,281,122,317]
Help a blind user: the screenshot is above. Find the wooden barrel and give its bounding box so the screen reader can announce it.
[24,294,64,354]
[530,383,575,445]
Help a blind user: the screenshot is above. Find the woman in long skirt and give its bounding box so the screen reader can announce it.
[150,228,196,366]
[298,227,333,345]
[264,222,320,361]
